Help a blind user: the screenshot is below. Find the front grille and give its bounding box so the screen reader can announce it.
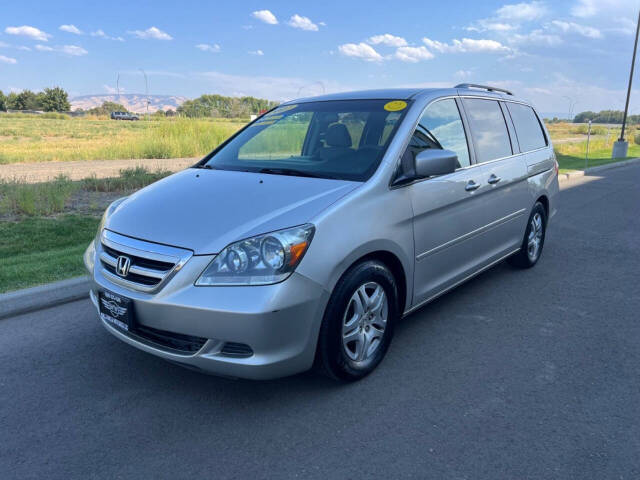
[128,324,208,354]
[220,342,254,358]
[98,230,192,292]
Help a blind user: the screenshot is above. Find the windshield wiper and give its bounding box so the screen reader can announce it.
[257,167,334,179]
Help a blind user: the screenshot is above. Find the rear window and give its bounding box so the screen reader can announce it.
[506,103,547,152]
[462,98,512,163]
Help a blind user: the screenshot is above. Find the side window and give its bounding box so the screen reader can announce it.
[506,103,547,152]
[462,98,513,163]
[399,98,470,178]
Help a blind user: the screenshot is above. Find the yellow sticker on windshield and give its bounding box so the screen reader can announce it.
[384,100,407,112]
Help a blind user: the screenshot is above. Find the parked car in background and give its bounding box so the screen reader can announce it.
[110,111,139,121]
[85,84,559,381]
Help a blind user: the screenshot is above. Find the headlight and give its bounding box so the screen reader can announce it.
[97,196,128,237]
[83,239,96,273]
[195,224,315,286]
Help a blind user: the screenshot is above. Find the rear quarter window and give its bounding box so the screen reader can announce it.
[506,103,547,152]
[462,98,513,163]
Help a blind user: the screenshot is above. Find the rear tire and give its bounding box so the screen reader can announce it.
[508,202,547,269]
[315,260,399,381]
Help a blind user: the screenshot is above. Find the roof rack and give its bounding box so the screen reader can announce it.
[454,83,513,96]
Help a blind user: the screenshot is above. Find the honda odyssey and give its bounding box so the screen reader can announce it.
[84,84,559,381]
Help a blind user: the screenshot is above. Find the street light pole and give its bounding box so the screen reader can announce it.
[613,8,640,158]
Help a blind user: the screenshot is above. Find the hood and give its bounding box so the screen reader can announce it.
[105,168,360,254]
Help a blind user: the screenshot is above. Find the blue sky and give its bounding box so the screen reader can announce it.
[1,0,639,114]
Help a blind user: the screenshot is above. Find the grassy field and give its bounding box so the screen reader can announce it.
[546,122,640,172]
[0,114,245,164]
[0,215,100,293]
[0,167,172,293]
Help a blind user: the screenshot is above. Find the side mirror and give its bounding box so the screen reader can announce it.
[415,149,458,177]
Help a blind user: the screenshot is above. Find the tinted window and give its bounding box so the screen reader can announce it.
[507,102,547,151]
[204,99,408,182]
[463,98,512,163]
[398,99,470,178]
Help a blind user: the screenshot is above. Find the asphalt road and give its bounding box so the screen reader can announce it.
[2,165,640,479]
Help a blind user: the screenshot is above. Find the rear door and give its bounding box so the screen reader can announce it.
[458,97,530,262]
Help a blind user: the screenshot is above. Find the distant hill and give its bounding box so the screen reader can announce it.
[70,94,188,113]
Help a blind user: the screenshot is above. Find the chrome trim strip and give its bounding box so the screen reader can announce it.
[101,230,190,264]
[416,209,526,261]
[98,229,193,293]
[404,247,521,316]
[99,251,167,279]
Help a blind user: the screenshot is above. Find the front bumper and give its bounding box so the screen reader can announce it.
[87,244,330,380]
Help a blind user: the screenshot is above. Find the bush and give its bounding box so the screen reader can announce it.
[634,133,640,146]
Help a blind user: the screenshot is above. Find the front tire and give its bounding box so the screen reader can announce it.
[315,260,399,381]
[508,202,547,269]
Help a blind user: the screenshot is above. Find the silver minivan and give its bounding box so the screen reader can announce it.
[84,84,559,381]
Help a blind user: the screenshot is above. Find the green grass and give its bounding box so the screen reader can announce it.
[554,136,640,172]
[0,115,245,164]
[0,215,100,293]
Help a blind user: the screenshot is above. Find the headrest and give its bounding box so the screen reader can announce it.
[325,123,352,148]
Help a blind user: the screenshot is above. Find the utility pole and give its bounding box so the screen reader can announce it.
[116,73,121,105]
[613,8,640,158]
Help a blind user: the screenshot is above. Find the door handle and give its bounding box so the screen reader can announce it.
[488,174,501,184]
[465,180,480,191]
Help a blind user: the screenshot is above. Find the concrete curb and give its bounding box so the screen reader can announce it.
[0,276,90,320]
[558,157,640,183]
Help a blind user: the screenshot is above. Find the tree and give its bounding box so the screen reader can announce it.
[87,101,128,116]
[0,90,6,111]
[41,87,71,112]
[177,94,279,118]
[6,89,42,110]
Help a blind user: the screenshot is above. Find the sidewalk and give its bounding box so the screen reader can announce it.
[0,157,199,183]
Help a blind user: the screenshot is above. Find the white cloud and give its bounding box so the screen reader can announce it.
[5,25,51,42]
[196,43,221,52]
[454,69,473,80]
[60,45,88,56]
[288,14,319,31]
[103,84,121,94]
[496,1,549,21]
[467,1,548,32]
[508,29,562,46]
[90,29,124,41]
[17,45,32,51]
[338,42,383,62]
[35,44,88,56]
[129,27,172,40]
[571,0,599,17]
[551,20,602,38]
[368,34,408,47]
[0,55,17,64]
[248,49,264,55]
[394,46,434,62]
[197,71,348,101]
[423,37,511,54]
[59,24,83,35]
[252,10,278,25]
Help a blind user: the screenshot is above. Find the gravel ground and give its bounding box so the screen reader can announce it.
[0,157,199,183]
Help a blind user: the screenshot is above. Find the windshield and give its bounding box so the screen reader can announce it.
[200,99,409,181]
